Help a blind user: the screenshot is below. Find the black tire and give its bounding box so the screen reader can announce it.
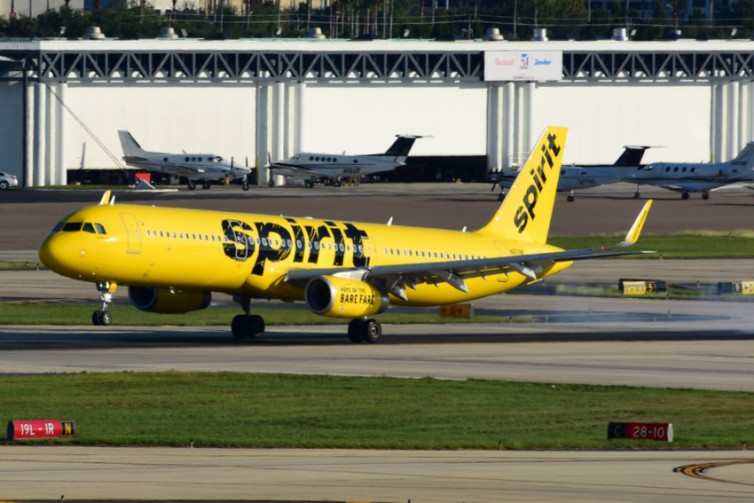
[0,181,8,190]
[249,314,265,338]
[202,182,211,189]
[566,195,575,202]
[362,319,381,344]
[681,192,690,200]
[231,314,265,339]
[100,311,112,326]
[188,181,196,190]
[92,311,102,326]
[231,314,247,338]
[348,319,365,343]
[242,182,249,191]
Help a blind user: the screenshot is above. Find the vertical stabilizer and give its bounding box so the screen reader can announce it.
[475,126,567,243]
[731,141,754,167]
[383,135,419,161]
[117,130,147,158]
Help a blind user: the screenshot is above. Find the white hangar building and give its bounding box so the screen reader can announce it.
[1,35,754,186]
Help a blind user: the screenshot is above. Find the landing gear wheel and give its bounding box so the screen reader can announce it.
[187,181,196,190]
[681,191,690,200]
[497,192,504,201]
[348,319,365,343]
[362,319,381,344]
[268,178,275,187]
[202,182,211,189]
[566,194,575,202]
[633,191,640,199]
[231,314,265,339]
[304,180,314,188]
[92,310,112,326]
[702,191,709,200]
[242,181,249,191]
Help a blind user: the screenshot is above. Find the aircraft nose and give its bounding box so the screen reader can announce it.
[38,232,81,278]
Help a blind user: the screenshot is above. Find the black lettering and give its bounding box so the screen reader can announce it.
[514,207,528,233]
[326,221,345,266]
[343,223,369,267]
[305,224,331,264]
[252,222,292,276]
[222,219,255,262]
[285,217,307,263]
[523,185,538,219]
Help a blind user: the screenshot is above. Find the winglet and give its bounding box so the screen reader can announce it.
[98,190,112,206]
[618,199,652,247]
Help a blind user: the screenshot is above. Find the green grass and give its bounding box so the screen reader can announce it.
[1,372,752,449]
[550,231,754,259]
[0,302,520,326]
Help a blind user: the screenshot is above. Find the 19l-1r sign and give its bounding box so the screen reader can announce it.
[484,51,563,82]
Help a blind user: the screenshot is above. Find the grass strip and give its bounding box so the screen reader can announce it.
[550,231,754,259]
[0,372,752,450]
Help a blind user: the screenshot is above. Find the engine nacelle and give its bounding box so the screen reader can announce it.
[128,287,212,314]
[305,275,388,318]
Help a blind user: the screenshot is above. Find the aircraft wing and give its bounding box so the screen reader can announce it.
[269,163,323,178]
[165,163,207,176]
[655,181,724,192]
[286,201,653,294]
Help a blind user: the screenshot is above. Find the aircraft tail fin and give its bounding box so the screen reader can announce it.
[614,146,651,167]
[117,130,146,158]
[475,126,567,243]
[383,135,419,160]
[731,141,754,167]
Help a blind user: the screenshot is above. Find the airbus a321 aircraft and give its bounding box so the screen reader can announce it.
[628,142,754,200]
[268,135,421,187]
[118,130,251,190]
[39,126,653,343]
[496,145,651,202]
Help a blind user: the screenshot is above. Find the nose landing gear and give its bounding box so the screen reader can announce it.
[92,281,117,326]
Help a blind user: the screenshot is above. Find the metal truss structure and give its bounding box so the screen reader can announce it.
[2,42,754,83]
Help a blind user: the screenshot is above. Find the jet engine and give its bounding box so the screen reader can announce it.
[128,286,212,314]
[305,275,388,318]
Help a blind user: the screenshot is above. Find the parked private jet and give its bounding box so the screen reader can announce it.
[268,135,421,187]
[118,130,251,190]
[628,142,754,200]
[496,145,651,202]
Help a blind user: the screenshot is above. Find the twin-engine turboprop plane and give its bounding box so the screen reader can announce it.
[268,135,421,187]
[118,130,251,190]
[39,126,653,343]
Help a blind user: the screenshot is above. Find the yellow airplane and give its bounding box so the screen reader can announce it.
[38,126,653,343]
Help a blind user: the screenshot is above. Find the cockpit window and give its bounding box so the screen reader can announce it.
[95,223,107,234]
[62,222,83,232]
[83,223,96,234]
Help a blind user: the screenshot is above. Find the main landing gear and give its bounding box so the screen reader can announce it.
[231,296,265,339]
[92,281,116,326]
[347,318,382,344]
[187,180,212,190]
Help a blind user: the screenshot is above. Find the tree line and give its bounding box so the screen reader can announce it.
[1,0,754,41]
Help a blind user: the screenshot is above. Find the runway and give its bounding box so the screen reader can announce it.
[1,446,753,503]
[2,184,754,502]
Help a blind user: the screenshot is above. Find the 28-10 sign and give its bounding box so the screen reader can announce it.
[608,422,673,442]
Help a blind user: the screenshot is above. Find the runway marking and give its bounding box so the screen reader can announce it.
[674,459,754,486]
